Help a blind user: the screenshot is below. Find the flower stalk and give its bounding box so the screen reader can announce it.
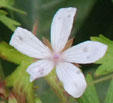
[45,69,69,103]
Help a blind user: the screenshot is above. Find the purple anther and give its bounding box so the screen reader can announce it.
[53,54,59,60]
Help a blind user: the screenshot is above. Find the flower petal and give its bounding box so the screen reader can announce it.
[10,27,51,59]
[51,7,77,52]
[63,41,107,64]
[56,62,87,98]
[26,60,54,82]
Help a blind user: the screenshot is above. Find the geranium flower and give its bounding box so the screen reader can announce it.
[9,7,107,98]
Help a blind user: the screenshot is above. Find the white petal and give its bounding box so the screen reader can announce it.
[10,27,51,59]
[51,7,77,52]
[26,60,54,82]
[63,41,107,64]
[56,62,87,98]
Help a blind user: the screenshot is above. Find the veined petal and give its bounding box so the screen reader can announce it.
[63,41,107,64]
[51,7,77,52]
[10,27,51,59]
[56,62,87,98]
[26,60,54,82]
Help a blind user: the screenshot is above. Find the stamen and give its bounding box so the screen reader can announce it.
[53,54,59,60]
[51,53,64,64]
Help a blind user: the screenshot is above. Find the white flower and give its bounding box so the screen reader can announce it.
[9,7,107,98]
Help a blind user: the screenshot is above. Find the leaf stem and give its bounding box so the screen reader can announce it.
[45,69,69,103]
[7,7,26,15]
[88,73,113,85]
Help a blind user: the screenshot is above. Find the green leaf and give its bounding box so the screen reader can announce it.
[0,0,26,31]
[0,0,13,7]
[39,88,59,103]
[0,2,22,31]
[0,15,20,31]
[35,98,43,103]
[0,42,36,102]
[6,0,15,6]
[77,74,100,103]
[91,35,113,76]
[0,42,35,102]
[0,10,8,15]
[0,0,26,14]
[6,60,35,103]
[105,79,113,103]
[0,42,31,64]
[0,42,41,103]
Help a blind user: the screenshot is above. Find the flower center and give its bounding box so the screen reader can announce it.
[48,52,64,65]
[52,53,61,64]
[53,53,59,60]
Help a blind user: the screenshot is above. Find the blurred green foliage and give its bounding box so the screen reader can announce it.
[0,0,113,103]
[105,79,113,103]
[78,74,99,103]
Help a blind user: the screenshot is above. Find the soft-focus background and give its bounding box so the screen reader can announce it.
[0,0,113,103]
